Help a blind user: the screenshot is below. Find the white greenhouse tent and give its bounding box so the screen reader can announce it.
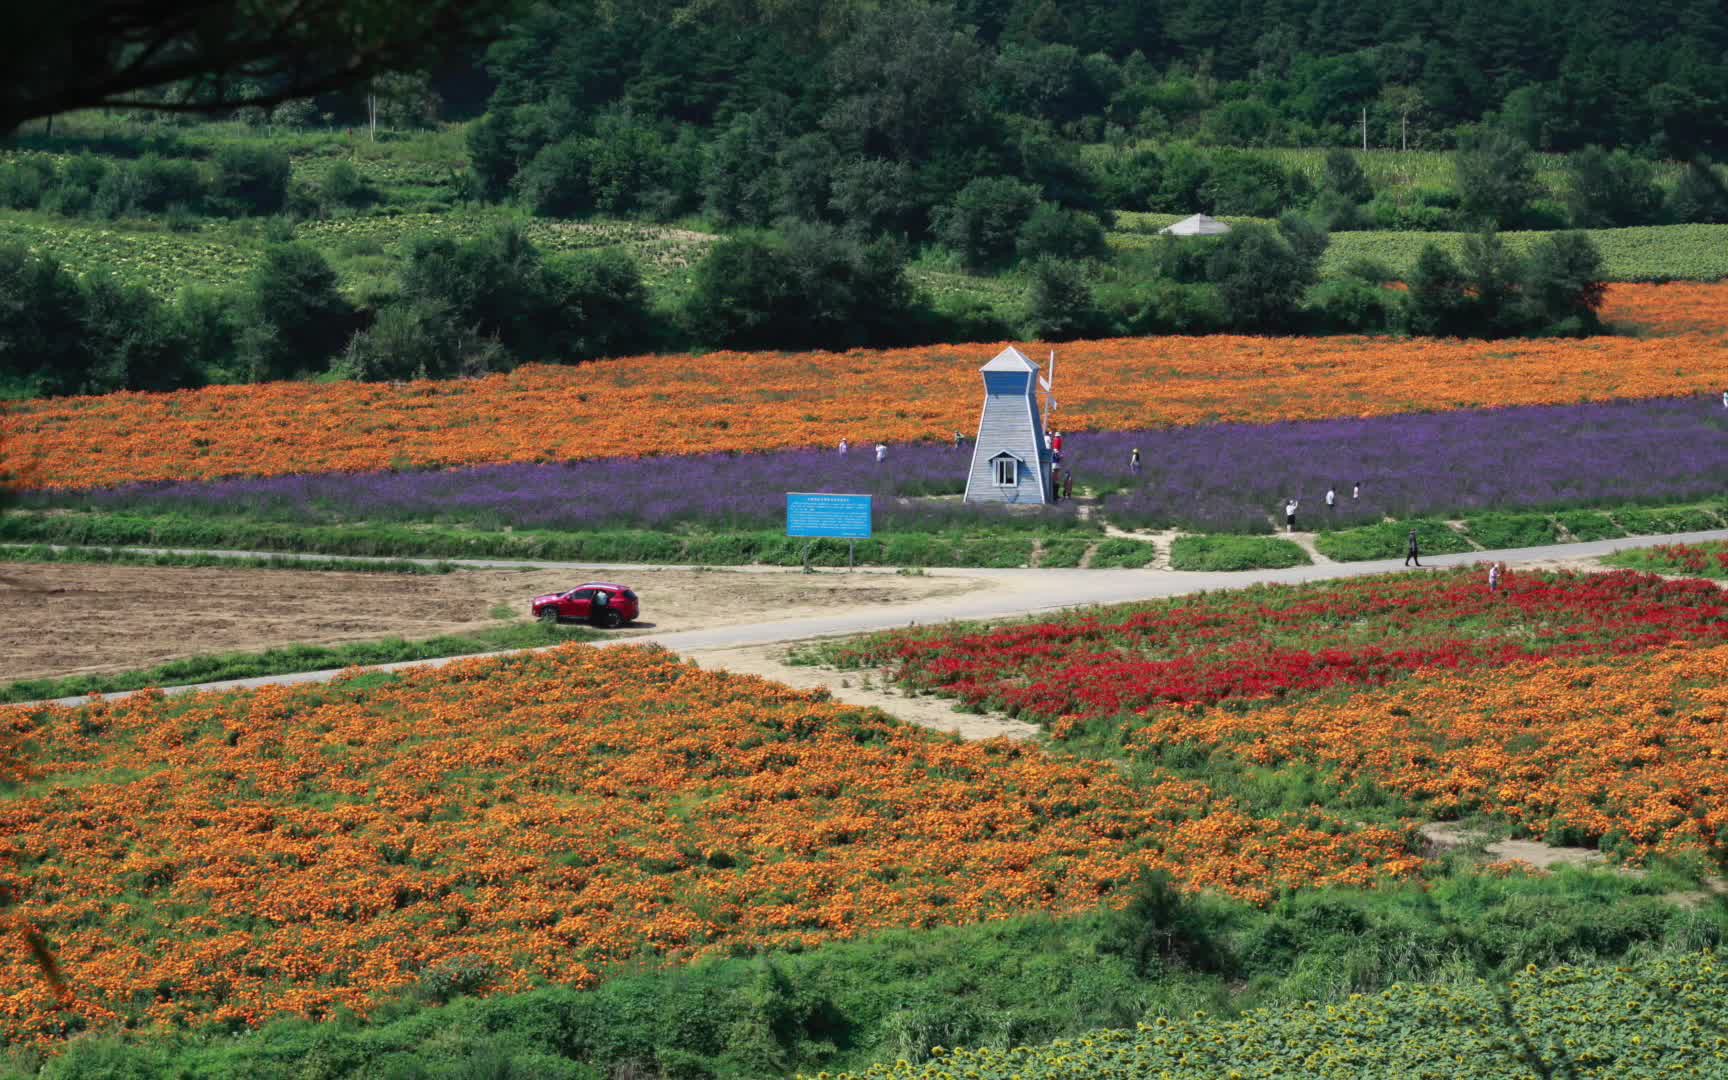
[1158,213,1231,236]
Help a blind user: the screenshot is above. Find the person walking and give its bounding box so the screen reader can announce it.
[1284,498,1299,532]
[1352,482,1360,500]
[1404,528,1422,567]
[1049,465,1061,503]
[1044,430,1053,452]
[1721,389,1727,409]
[1052,430,1064,454]
[839,438,849,457]
[1129,448,1142,475]
[1325,487,1337,512]
[954,430,964,450]
[1488,561,1503,592]
[874,442,886,464]
[1062,469,1074,500]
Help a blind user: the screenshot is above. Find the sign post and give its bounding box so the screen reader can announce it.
[786,493,872,570]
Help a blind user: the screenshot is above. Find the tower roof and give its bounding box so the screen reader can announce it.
[980,346,1039,373]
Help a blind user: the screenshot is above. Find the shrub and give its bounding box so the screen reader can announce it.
[1553,510,1625,542]
[335,300,506,381]
[1205,224,1312,331]
[1521,231,1606,332]
[1303,278,1396,333]
[1403,243,1469,337]
[320,160,375,210]
[545,248,655,360]
[211,144,291,215]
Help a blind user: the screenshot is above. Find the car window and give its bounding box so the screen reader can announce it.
[569,590,596,601]
[621,590,637,600]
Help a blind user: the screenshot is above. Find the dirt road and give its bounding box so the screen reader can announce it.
[0,562,989,683]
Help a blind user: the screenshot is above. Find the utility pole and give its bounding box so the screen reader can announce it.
[1361,106,1368,151]
[1401,110,1408,152]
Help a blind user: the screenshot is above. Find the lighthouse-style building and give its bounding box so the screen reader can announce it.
[962,346,1053,505]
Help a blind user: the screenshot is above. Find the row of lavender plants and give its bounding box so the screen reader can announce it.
[26,397,1728,535]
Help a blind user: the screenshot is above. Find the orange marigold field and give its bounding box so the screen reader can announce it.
[5,331,1727,490]
[1129,641,1728,865]
[1601,281,1728,337]
[0,646,1414,1044]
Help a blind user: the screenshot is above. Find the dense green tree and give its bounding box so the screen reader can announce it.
[1453,128,1538,228]
[1320,148,1372,205]
[1022,257,1102,341]
[1521,231,1607,333]
[0,245,88,395]
[933,176,1043,271]
[1562,147,1661,228]
[211,145,291,216]
[1016,204,1108,262]
[1457,230,1525,336]
[1404,243,1470,337]
[1204,224,1311,331]
[247,243,356,379]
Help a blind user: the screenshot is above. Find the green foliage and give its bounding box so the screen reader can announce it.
[1021,257,1101,341]
[1521,231,1607,333]
[245,242,356,378]
[1319,148,1372,205]
[1453,129,1538,229]
[210,144,292,216]
[934,178,1043,272]
[1014,204,1107,263]
[683,224,919,350]
[1204,223,1318,331]
[1168,535,1309,571]
[1461,513,1559,550]
[1563,146,1662,228]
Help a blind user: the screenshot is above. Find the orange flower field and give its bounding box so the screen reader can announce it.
[1130,642,1728,864]
[5,329,1727,490]
[0,646,1415,1044]
[1601,281,1728,337]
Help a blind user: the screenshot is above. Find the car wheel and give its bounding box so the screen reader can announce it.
[539,607,560,624]
[596,610,624,629]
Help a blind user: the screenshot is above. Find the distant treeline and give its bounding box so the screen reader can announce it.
[0,216,1609,396]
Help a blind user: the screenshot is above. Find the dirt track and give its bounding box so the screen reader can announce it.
[0,562,989,683]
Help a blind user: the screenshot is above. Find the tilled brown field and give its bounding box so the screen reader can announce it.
[0,562,987,682]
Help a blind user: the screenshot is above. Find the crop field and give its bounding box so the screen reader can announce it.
[0,208,715,299]
[8,329,1726,491]
[1109,220,1728,282]
[834,950,1728,1079]
[0,644,1418,1044]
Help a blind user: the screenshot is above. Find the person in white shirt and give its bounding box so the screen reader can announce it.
[1325,487,1336,512]
[875,443,886,463]
[1284,499,1299,532]
[839,438,848,456]
[1352,482,1360,499]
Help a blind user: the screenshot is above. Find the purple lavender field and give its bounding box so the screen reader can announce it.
[33,396,1728,534]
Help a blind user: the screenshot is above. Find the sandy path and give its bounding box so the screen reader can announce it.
[686,644,1040,741]
[0,563,989,683]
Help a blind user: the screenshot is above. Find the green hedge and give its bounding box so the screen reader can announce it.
[1553,510,1626,542]
[1460,513,1559,551]
[1168,535,1309,571]
[0,543,455,575]
[1037,539,1091,568]
[1613,506,1723,537]
[1313,520,1474,562]
[1088,538,1160,568]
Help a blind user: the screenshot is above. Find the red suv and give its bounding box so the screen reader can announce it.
[532,583,639,628]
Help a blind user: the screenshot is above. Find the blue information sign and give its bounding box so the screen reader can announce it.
[786,493,873,539]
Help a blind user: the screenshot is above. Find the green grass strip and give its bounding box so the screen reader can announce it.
[0,621,596,704]
[0,543,457,574]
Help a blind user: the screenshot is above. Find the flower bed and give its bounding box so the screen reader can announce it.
[7,332,1725,490]
[0,646,1415,1044]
